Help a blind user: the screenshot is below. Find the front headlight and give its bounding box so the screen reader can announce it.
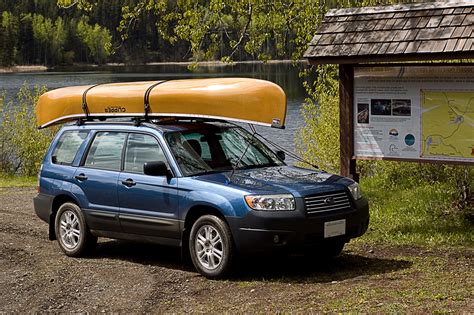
[348,183,362,200]
[245,194,295,211]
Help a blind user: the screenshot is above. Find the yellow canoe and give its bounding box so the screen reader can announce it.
[36,78,287,129]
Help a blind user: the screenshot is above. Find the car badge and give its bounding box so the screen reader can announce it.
[324,197,335,205]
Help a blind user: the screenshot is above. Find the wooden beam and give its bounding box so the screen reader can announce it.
[306,51,474,65]
[339,64,358,181]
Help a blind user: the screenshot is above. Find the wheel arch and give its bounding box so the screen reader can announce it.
[181,204,229,262]
[49,194,79,240]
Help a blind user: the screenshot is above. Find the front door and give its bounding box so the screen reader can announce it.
[118,133,179,240]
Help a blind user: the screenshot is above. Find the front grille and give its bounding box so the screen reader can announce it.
[305,191,351,214]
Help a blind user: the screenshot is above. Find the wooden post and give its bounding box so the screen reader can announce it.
[339,64,359,182]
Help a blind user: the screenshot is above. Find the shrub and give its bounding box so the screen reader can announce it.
[296,64,340,173]
[0,92,15,173]
[0,85,55,176]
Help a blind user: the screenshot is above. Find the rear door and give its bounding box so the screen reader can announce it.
[117,133,179,240]
[74,131,126,232]
[46,130,90,191]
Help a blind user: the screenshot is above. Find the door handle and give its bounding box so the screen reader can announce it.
[75,173,88,181]
[121,178,136,187]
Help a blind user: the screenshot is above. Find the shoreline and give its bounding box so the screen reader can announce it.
[80,59,306,67]
[1,59,306,73]
[0,65,48,73]
[145,59,306,66]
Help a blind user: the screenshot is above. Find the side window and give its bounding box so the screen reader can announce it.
[52,131,89,165]
[124,133,166,174]
[84,132,126,171]
[219,130,269,165]
[182,132,211,160]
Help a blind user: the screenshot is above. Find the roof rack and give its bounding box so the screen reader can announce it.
[67,116,233,126]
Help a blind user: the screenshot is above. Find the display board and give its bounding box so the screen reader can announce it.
[353,65,473,164]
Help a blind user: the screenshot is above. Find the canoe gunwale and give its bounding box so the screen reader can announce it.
[38,112,285,129]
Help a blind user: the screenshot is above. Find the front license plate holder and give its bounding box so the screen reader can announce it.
[324,219,346,238]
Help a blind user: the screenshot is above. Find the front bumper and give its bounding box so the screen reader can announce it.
[227,197,369,254]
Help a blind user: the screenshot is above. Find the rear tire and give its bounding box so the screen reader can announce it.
[189,215,234,279]
[55,202,97,257]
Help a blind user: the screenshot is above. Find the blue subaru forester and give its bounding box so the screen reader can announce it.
[34,120,369,278]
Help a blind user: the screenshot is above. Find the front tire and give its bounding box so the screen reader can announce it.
[55,202,97,257]
[189,215,234,279]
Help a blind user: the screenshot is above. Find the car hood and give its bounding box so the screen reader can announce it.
[193,166,354,197]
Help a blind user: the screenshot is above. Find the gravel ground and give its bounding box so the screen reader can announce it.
[0,187,472,312]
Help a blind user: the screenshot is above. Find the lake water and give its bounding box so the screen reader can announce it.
[0,63,309,161]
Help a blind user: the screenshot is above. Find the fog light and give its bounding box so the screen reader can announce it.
[273,235,280,244]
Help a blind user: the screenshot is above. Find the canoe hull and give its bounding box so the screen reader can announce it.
[36,78,287,128]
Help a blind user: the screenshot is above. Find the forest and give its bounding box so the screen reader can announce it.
[1,0,157,65]
[0,0,353,66]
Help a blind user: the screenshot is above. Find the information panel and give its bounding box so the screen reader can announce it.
[353,66,474,163]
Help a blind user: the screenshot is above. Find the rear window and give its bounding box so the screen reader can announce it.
[52,131,89,165]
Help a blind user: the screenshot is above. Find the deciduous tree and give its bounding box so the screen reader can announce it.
[0,12,19,66]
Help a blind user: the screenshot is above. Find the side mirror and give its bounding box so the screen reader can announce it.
[276,150,285,161]
[144,161,171,177]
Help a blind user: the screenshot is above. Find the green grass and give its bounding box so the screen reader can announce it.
[0,172,472,248]
[359,175,473,248]
[0,175,36,188]
[318,253,473,313]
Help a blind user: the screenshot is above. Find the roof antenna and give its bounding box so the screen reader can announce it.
[229,123,256,180]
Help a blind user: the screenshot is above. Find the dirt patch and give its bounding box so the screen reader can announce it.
[0,187,472,312]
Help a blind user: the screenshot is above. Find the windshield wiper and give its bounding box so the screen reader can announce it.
[237,162,277,170]
[191,169,229,176]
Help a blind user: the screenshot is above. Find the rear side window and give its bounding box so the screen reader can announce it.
[124,133,166,174]
[84,132,126,171]
[52,131,89,165]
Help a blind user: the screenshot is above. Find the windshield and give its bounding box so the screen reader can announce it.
[165,125,284,176]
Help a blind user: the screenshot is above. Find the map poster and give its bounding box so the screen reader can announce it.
[353,66,473,163]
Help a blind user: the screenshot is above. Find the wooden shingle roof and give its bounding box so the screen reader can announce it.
[304,1,474,64]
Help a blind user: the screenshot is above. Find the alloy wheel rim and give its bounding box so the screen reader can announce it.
[59,210,81,249]
[195,224,224,270]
